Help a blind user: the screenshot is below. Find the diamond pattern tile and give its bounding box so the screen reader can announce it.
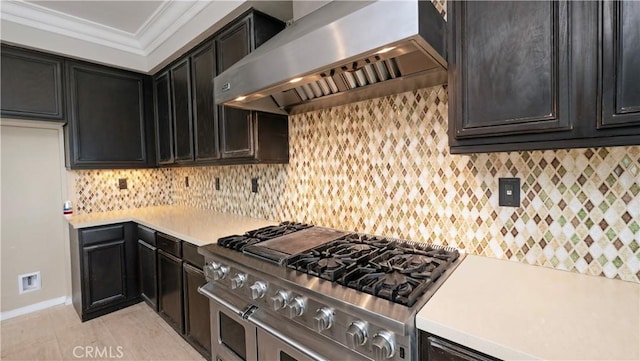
[70,1,640,284]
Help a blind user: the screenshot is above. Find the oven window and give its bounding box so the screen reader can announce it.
[219,312,246,360]
[280,351,297,361]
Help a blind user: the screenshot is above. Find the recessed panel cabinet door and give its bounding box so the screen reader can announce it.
[66,62,152,168]
[600,0,640,128]
[154,71,174,164]
[183,263,211,359]
[157,249,184,334]
[171,59,194,163]
[1,46,64,121]
[450,1,571,138]
[82,240,127,312]
[191,42,220,161]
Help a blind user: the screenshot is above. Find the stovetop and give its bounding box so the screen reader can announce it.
[216,222,459,307]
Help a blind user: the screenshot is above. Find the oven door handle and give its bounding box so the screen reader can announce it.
[198,283,246,316]
[247,314,330,361]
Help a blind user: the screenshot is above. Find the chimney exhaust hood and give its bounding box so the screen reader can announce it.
[214,0,447,115]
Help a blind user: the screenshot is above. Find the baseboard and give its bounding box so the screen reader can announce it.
[0,296,67,321]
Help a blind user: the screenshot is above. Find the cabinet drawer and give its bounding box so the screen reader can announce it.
[137,225,156,246]
[81,224,124,246]
[182,242,204,268]
[157,233,182,257]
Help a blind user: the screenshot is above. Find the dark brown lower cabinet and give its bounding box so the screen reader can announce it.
[69,223,140,322]
[420,332,499,361]
[138,225,157,310]
[157,248,184,334]
[156,234,210,359]
[183,263,211,359]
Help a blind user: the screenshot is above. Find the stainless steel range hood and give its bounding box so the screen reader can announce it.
[214,0,447,115]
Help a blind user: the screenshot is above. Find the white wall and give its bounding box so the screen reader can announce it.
[1,121,70,316]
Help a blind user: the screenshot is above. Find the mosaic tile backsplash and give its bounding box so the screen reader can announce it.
[70,86,640,283]
[70,168,173,214]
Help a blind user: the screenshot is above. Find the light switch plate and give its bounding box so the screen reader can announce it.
[215,177,220,190]
[118,178,127,190]
[251,178,258,193]
[499,177,520,207]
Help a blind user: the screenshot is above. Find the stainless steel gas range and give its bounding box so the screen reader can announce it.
[198,222,463,361]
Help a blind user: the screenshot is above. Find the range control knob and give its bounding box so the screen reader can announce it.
[270,290,290,311]
[249,281,268,299]
[204,261,220,278]
[313,307,334,332]
[287,297,306,318]
[230,273,246,289]
[345,321,368,348]
[371,331,395,361]
[212,265,229,280]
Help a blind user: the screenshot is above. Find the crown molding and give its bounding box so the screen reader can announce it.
[1,0,145,55]
[0,0,217,58]
[0,0,289,72]
[136,1,211,55]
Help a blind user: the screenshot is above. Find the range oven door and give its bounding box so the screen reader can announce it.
[199,283,257,361]
[200,283,326,361]
[257,328,318,361]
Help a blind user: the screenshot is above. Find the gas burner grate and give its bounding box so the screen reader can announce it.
[217,221,313,251]
[287,233,460,306]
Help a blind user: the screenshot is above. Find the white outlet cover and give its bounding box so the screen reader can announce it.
[18,271,41,294]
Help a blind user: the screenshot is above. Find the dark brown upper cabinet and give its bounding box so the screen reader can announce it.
[191,41,220,162]
[451,1,571,138]
[448,1,640,154]
[216,11,288,163]
[1,45,65,121]
[65,61,155,169]
[170,58,194,163]
[600,0,640,129]
[152,9,287,167]
[154,71,174,165]
[220,111,288,162]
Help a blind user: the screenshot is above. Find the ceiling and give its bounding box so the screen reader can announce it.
[0,0,293,73]
[26,1,166,34]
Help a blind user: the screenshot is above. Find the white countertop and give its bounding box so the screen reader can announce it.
[417,255,640,360]
[67,205,277,246]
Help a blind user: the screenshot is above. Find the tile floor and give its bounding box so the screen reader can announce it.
[1,302,206,361]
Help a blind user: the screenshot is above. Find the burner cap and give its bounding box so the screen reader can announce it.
[317,258,342,270]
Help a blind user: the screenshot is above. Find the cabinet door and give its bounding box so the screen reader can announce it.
[450,1,571,138]
[220,108,254,158]
[217,17,251,73]
[600,0,640,128]
[82,240,127,312]
[154,71,174,164]
[158,249,184,334]
[66,62,153,168]
[183,263,211,359]
[191,41,220,161]
[217,17,255,160]
[171,58,194,163]
[138,240,157,310]
[1,46,64,121]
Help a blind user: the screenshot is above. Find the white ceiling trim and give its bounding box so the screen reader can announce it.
[136,1,211,55]
[0,0,213,57]
[1,0,144,55]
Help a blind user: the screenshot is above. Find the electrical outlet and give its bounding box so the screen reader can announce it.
[185,176,189,188]
[118,178,127,190]
[215,177,220,190]
[251,178,258,193]
[499,177,521,207]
